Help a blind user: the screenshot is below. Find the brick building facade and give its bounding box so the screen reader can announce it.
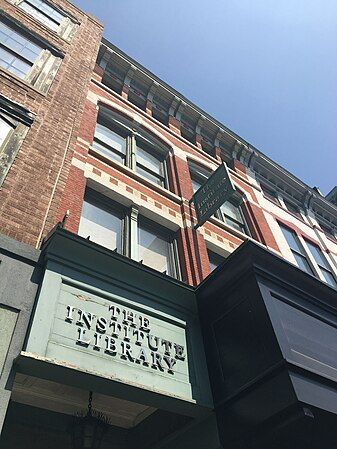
[1,1,337,448]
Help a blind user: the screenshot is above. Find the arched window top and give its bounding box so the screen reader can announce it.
[92,105,171,189]
[96,104,172,153]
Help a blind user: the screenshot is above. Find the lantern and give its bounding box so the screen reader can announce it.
[71,391,110,449]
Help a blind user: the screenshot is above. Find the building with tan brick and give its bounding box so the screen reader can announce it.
[1,1,337,448]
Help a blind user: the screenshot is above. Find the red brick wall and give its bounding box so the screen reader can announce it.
[0,0,283,285]
[0,0,103,246]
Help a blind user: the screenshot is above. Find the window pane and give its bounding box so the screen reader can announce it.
[321,269,337,288]
[284,200,301,218]
[0,117,13,148]
[136,144,162,175]
[305,241,330,270]
[280,225,302,253]
[208,250,224,272]
[225,217,246,233]
[19,3,59,31]
[92,140,124,164]
[0,21,42,77]
[191,177,202,193]
[261,184,280,204]
[136,165,162,185]
[94,123,126,154]
[78,199,122,252]
[189,163,209,193]
[28,0,64,22]
[293,253,314,275]
[220,201,242,222]
[138,224,170,274]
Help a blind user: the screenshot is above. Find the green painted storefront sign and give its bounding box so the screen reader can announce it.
[26,275,191,399]
[23,229,212,410]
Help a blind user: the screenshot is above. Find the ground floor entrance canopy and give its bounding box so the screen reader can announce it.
[0,229,337,448]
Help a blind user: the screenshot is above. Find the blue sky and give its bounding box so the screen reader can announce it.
[71,0,337,194]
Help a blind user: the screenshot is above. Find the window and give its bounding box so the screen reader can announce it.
[280,225,314,275]
[189,162,249,234]
[283,199,302,219]
[0,21,43,79]
[79,189,181,279]
[0,116,14,149]
[92,109,169,189]
[135,140,166,186]
[304,240,337,288]
[18,0,65,31]
[93,119,127,164]
[207,249,225,272]
[319,222,336,240]
[218,202,248,234]
[260,183,280,204]
[0,18,62,92]
[138,217,180,278]
[78,192,125,253]
[0,95,33,186]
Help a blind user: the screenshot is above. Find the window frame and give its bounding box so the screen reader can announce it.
[78,188,129,255]
[134,135,168,188]
[137,215,181,279]
[0,16,64,92]
[279,224,337,288]
[79,188,182,280]
[92,108,171,190]
[283,198,302,220]
[304,239,337,288]
[260,182,280,205]
[207,248,225,272]
[14,0,78,39]
[0,94,34,187]
[18,0,65,31]
[279,224,314,276]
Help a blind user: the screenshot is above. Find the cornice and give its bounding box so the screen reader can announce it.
[99,39,337,226]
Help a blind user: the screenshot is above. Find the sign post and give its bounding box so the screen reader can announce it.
[192,162,237,230]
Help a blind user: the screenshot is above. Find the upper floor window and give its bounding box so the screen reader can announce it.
[138,216,180,277]
[93,119,127,165]
[0,95,34,186]
[0,116,14,148]
[79,189,181,279]
[189,161,249,235]
[280,224,337,288]
[319,222,336,241]
[135,140,166,186]
[280,225,314,275]
[0,18,63,92]
[207,249,225,272]
[304,240,337,288]
[78,192,126,252]
[218,201,248,234]
[92,109,169,189]
[283,199,302,219]
[0,21,43,79]
[18,0,65,31]
[260,183,280,205]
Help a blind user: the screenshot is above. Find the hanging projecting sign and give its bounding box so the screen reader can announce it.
[192,162,236,229]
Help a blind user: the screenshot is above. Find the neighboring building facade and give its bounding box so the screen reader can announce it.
[1,1,337,448]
